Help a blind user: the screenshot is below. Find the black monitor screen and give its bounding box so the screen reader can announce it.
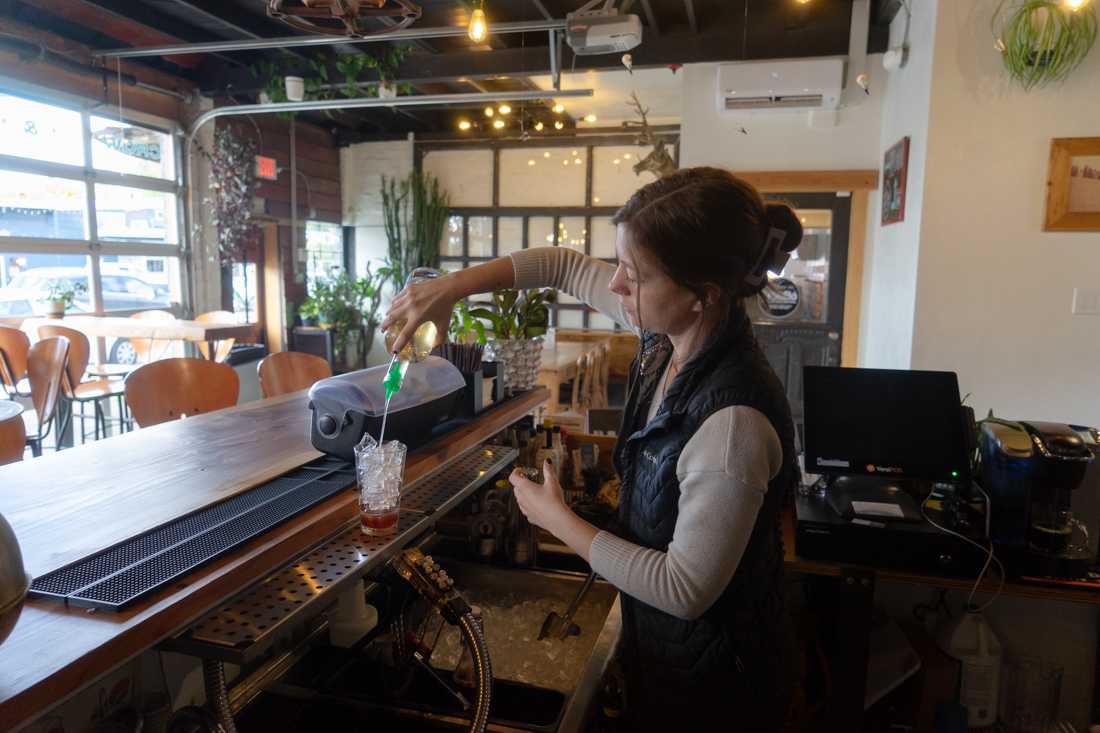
[803,367,971,482]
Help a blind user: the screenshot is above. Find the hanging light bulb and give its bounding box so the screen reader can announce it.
[552,103,565,114]
[498,104,511,115]
[458,119,472,131]
[1064,0,1089,10]
[484,106,494,117]
[492,118,505,129]
[554,120,564,130]
[468,2,488,42]
[543,151,550,158]
[534,121,544,131]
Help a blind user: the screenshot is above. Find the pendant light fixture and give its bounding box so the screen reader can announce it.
[468,1,489,43]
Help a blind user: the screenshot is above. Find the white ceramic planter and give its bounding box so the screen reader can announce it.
[284,76,305,102]
[484,337,543,391]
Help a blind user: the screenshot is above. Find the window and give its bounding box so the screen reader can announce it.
[423,139,677,330]
[305,221,344,284]
[0,90,184,320]
[232,262,258,323]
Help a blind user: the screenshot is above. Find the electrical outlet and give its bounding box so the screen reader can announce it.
[1072,288,1100,315]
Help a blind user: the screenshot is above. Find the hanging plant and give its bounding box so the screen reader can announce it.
[198,125,260,264]
[993,0,1097,90]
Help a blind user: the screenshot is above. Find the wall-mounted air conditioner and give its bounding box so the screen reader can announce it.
[716,58,844,113]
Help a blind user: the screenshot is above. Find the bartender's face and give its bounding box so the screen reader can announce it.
[609,223,701,336]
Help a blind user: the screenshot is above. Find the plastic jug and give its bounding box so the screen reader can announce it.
[939,611,1002,728]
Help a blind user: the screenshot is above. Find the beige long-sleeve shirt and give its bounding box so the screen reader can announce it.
[509,247,782,620]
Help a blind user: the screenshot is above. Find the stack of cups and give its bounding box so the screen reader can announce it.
[355,435,407,536]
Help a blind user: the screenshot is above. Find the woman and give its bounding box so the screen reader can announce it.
[383,167,803,731]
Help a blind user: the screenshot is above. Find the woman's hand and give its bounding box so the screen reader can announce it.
[380,275,459,355]
[509,460,570,534]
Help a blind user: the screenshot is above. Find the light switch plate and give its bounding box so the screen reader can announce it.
[1072,288,1100,315]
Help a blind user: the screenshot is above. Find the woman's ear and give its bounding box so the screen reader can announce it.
[701,283,723,309]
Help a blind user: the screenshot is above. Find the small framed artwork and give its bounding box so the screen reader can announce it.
[881,137,910,226]
[1045,137,1100,231]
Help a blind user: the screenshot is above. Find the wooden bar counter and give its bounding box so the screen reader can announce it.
[0,388,547,732]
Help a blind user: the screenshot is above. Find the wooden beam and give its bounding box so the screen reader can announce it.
[841,189,869,367]
[735,170,879,193]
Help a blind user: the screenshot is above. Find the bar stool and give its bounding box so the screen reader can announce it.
[257,352,332,398]
[125,358,239,428]
[23,336,69,457]
[0,401,24,465]
[38,325,128,441]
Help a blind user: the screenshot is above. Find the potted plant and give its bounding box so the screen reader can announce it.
[469,288,555,391]
[304,265,387,371]
[43,280,87,318]
[380,170,450,294]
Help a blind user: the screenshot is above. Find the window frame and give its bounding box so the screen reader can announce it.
[0,84,188,321]
[416,134,679,330]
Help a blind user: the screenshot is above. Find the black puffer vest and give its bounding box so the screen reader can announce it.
[611,308,799,732]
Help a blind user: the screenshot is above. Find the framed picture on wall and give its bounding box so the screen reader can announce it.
[881,137,909,226]
[1045,137,1100,231]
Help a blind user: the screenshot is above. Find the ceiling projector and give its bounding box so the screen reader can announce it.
[565,4,642,56]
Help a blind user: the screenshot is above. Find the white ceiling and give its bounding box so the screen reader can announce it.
[529,66,683,128]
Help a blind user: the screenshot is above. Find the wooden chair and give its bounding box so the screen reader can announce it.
[0,325,30,399]
[545,352,592,434]
[258,351,332,398]
[0,403,24,465]
[23,336,69,457]
[129,309,178,364]
[586,342,610,409]
[125,358,239,428]
[195,310,238,362]
[38,325,129,441]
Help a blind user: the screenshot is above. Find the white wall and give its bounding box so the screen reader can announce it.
[679,59,887,171]
[912,0,1100,424]
[340,138,414,365]
[858,0,940,369]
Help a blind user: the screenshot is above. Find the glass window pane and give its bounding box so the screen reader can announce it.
[529,217,554,248]
[555,308,584,329]
[232,262,258,323]
[91,116,175,180]
[498,217,523,255]
[440,215,463,257]
[557,216,586,250]
[468,217,493,257]
[499,148,585,207]
[592,145,660,207]
[94,184,178,243]
[0,172,87,239]
[0,93,83,166]
[98,255,179,312]
[589,313,619,331]
[305,221,343,283]
[422,150,493,206]
[748,209,832,324]
[439,260,465,274]
[591,217,617,258]
[0,253,91,317]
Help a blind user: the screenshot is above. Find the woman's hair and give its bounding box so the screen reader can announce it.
[611,167,802,305]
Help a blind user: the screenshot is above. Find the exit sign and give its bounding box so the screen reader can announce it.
[255,155,278,180]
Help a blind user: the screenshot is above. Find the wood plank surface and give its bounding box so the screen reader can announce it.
[737,169,879,192]
[0,388,546,732]
[21,317,257,345]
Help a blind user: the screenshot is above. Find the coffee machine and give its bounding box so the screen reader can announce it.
[981,420,1098,578]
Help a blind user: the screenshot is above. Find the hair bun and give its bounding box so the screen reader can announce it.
[764,202,803,253]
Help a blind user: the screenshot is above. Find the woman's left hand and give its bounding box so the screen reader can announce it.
[509,460,569,533]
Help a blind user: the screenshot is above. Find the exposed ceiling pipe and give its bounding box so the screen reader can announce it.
[93,19,567,59]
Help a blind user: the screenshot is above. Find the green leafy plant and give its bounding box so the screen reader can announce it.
[43,280,87,310]
[449,299,487,344]
[469,288,556,340]
[381,171,450,292]
[993,0,1097,89]
[194,125,260,264]
[305,265,388,358]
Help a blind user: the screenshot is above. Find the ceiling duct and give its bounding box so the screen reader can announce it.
[267,0,422,38]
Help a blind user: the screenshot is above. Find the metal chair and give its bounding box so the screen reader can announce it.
[38,325,129,441]
[257,351,332,398]
[23,336,69,457]
[0,325,30,399]
[125,358,239,428]
[195,310,238,362]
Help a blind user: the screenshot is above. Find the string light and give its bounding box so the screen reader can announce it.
[1064,0,1089,9]
[458,119,472,131]
[528,159,536,166]
[584,114,597,123]
[492,118,505,129]
[484,107,494,117]
[554,120,564,130]
[468,2,488,42]
[534,121,544,131]
[498,104,511,114]
[552,103,565,114]
[543,151,551,158]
